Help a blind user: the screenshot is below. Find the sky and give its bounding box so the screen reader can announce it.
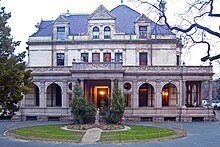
[1,0,220,78]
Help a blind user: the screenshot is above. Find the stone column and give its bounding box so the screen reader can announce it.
[62,81,67,108]
[209,80,212,107]
[155,80,162,108]
[199,82,202,106]
[182,80,186,107]
[111,79,114,98]
[132,80,138,108]
[39,81,46,108]
[179,80,183,107]
[118,79,123,92]
[72,78,76,98]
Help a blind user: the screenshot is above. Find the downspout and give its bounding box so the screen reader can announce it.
[150,42,153,66]
[51,35,54,67]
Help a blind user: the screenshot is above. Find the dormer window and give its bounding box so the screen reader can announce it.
[139,26,147,38]
[57,27,65,40]
[93,27,99,39]
[104,26,111,39]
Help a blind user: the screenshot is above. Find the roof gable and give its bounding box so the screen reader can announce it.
[135,14,151,23]
[54,15,68,23]
[88,5,116,20]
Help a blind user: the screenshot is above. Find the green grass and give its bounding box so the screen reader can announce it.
[8,124,177,143]
[100,125,176,142]
[9,124,84,142]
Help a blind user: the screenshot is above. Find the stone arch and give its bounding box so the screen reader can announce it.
[25,83,40,107]
[162,83,178,107]
[46,83,62,107]
[138,83,155,107]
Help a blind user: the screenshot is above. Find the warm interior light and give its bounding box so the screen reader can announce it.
[162,91,168,96]
[99,91,105,95]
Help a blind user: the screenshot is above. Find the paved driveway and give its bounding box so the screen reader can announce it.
[0,111,219,147]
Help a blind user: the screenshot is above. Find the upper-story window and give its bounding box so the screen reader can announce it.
[57,27,65,40]
[92,53,100,62]
[104,53,111,62]
[104,27,111,39]
[57,53,64,66]
[139,52,148,65]
[115,53,122,62]
[139,26,147,39]
[93,27,99,39]
[81,53,89,62]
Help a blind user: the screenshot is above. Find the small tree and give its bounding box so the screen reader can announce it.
[71,81,96,123]
[108,79,125,124]
[71,81,86,123]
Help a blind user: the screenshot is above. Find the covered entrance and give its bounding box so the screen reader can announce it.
[84,80,111,108]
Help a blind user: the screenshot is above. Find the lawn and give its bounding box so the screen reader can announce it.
[9,124,84,142]
[8,124,177,143]
[100,125,176,142]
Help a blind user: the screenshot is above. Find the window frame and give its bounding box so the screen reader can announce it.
[81,53,89,62]
[115,53,123,62]
[104,26,111,39]
[93,27,99,39]
[57,27,65,40]
[139,26,147,39]
[56,53,65,66]
[103,53,111,62]
[92,53,100,62]
[139,52,148,66]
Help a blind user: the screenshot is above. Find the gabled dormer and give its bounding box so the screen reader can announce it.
[88,5,116,40]
[135,14,151,39]
[53,15,70,40]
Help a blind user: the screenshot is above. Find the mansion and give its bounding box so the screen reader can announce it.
[17,4,214,122]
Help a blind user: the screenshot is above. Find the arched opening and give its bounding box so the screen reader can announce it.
[139,83,154,107]
[25,84,39,107]
[162,83,177,107]
[34,84,40,106]
[104,26,111,39]
[46,83,62,107]
[93,27,99,39]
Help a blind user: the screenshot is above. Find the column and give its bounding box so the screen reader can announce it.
[62,81,67,108]
[20,94,25,107]
[209,80,212,107]
[111,79,114,98]
[39,81,46,108]
[118,78,123,92]
[199,82,202,106]
[179,80,183,107]
[72,78,76,98]
[155,80,162,108]
[132,80,138,108]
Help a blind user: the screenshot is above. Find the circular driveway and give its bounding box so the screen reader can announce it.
[1,111,220,147]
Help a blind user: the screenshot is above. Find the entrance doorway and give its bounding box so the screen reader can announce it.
[95,86,109,108]
[84,80,111,108]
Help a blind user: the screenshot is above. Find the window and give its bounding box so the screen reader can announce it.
[93,27,99,39]
[176,55,180,66]
[104,27,111,39]
[81,53,89,62]
[92,53,100,62]
[139,53,148,65]
[115,53,122,62]
[124,94,131,107]
[57,53,64,66]
[103,53,111,62]
[139,26,147,38]
[57,27,65,40]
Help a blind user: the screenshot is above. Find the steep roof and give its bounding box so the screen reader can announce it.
[31,4,173,37]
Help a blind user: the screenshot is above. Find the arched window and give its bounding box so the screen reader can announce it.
[104,27,111,39]
[46,83,62,107]
[162,83,177,107]
[93,27,99,39]
[139,83,154,107]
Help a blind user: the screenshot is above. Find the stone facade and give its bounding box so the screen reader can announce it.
[17,4,215,122]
